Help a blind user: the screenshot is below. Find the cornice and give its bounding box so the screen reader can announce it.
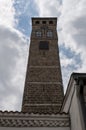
[0,111,70,127]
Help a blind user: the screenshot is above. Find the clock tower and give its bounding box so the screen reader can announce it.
[22,18,64,114]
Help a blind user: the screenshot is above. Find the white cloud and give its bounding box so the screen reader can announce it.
[60,53,73,67]
[0,25,28,111]
[58,0,86,89]
[0,0,16,27]
[59,0,86,51]
[35,0,61,16]
[0,0,29,111]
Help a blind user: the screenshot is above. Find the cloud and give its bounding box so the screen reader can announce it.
[59,0,86,51]
[0,0,29,111]
[0,0,16,27]
[58,0,86,89]
[0,25,28,111]
[35,0,61,16]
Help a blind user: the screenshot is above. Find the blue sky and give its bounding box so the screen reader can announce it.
[14,0,39,36]
[0,0,86,111]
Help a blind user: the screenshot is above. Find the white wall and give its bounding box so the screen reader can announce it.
[69,88,85,130]
[62,81,85,130]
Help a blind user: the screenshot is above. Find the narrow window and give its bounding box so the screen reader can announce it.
[35,21,39,24]
[42,21,46,24]
[39,41,49,50]
[47,30,53,37]
[49,21,53,24]
[36,31,41,37]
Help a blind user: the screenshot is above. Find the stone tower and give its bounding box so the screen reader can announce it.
[22,18,64,114]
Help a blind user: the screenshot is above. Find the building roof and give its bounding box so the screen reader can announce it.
[61,72,86,112]
[0,111,70,127]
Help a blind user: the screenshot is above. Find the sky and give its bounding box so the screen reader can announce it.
[0,0,86,111]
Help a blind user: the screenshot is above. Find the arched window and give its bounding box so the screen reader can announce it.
[47,30,53,37]
[36,31,41,37]
[42,21,46,24]
[35,21,40,24]
[49,21,53,24]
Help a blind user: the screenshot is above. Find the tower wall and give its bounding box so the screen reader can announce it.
[22,18,64,114]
